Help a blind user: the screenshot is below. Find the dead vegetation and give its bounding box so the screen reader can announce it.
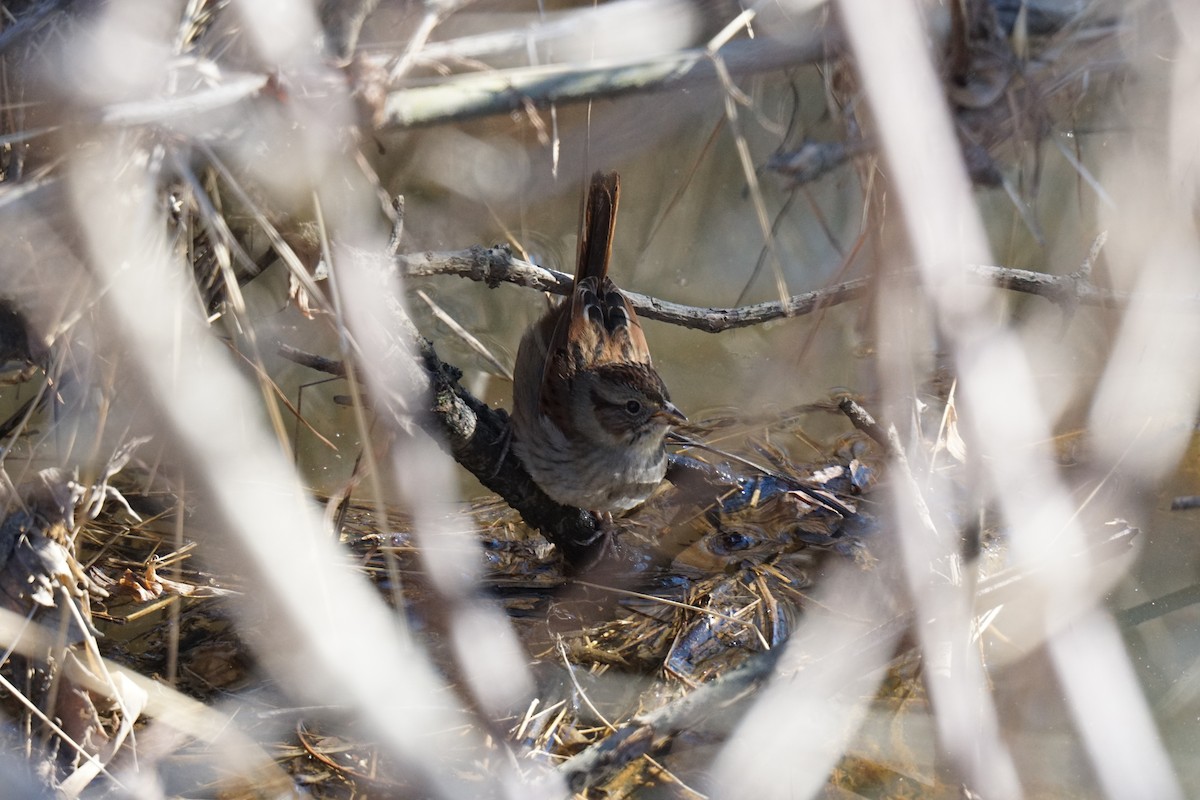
[0,0,1189,798]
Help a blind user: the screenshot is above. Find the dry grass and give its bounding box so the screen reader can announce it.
[0,0,1189,798]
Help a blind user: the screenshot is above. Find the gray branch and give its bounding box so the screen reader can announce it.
[399,245,1144,334]
[373,34,834,129]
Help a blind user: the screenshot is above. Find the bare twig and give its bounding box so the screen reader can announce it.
[400,246,870,332]
[837,398,892,454]
[375,35,832,129]
[400,246,1142,334]
[964,262,1122,309]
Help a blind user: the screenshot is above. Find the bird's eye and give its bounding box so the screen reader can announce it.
[624,400,642,415]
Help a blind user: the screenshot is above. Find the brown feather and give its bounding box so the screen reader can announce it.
[576,171,619,284]
[540,172,652,409]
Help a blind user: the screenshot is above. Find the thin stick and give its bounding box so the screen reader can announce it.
[401,246,1140,333]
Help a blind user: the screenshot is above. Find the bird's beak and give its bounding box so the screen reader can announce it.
[656,401,687,425]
